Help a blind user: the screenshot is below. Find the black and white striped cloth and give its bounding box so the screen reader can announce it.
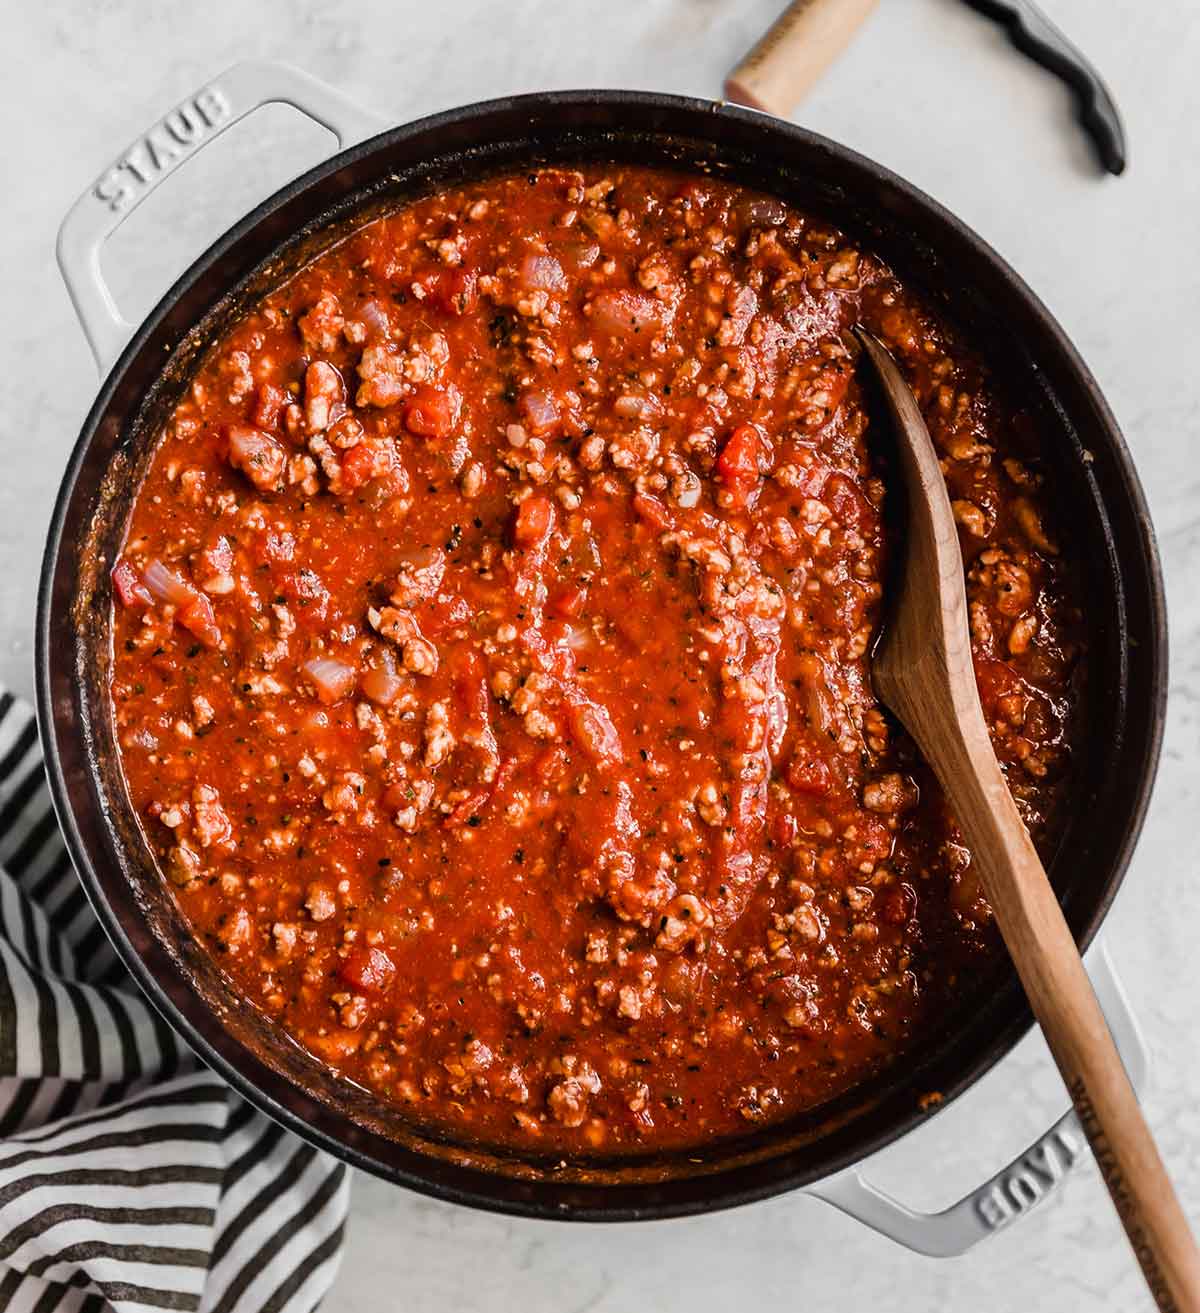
[0,689,349,1312]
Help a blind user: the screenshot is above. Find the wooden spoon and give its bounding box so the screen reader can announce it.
[856,327,1200,1312]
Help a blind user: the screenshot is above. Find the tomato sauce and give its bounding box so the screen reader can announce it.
[109,167,1081,1151]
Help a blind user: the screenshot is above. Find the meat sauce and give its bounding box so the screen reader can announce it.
[109,167,1082,1152]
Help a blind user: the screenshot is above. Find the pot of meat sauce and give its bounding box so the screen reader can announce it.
[40,62,1165,1244]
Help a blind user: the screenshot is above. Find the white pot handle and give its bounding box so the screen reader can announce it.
[807,938,1148,1255]
[56,59,388,375]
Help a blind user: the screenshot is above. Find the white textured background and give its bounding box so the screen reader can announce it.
[5,2,1197,1308]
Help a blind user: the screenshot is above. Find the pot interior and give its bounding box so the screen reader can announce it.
[39,92,1164,1219]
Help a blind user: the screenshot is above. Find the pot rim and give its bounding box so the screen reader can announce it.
[36,87,1169,1222]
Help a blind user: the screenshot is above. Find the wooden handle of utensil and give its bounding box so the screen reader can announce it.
[924,721,1200,1312]
[724,0,879,118]
[858,325,1196,1305]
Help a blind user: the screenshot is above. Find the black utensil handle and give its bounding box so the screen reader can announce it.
[964,0,1127,174]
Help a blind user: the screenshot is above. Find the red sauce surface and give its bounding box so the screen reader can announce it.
[110,166,1081,1152]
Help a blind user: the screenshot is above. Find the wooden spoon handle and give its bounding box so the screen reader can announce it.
[858,327,1196,1304]
[724,0,878,118]
[923,721,1200,1311]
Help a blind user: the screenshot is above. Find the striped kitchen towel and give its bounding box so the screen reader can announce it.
[0,688,349,1313]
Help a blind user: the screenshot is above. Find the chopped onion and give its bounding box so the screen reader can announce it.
[227,424,285,491]
[519,252,566,292]
[519,389,560,436]
[361,656,404,706]
[227,425,278,462]
[142,559,194,607]
[339,944,396,994]
[590,290,665,337]
[302,656,357,705]
[111,560,153,609]
[139,558,220,646]
[358,299,392,341]
[613,390,661,421]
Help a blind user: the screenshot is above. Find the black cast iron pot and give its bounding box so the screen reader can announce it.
[38,61,1166,1235]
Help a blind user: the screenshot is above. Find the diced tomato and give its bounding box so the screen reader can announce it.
[811,578,866,636]
[328,414,364,450]
[568,698,623,766]
[632,493,673,532]
[512,494,555,548]
[509,494,558,601]
[550,585,587,619]
[716,423,770,506]
[534,744,569,783]
[178,592,221,649]
[711,775,769,928]
[427,267,478,315]
[444,757,516,828]
[786,753,832,796]
[454,650,490,720]
[339,945,396,994]
[420,593,471,637]
[450,650,499,768]
[728,770,768,838]
[824,473,870,531]
[793,460,832,498]
[111,560,153,609]
[381,782,415,813]
[857,815,894,862]
[339,441,378,491]
[882,883,917,926]
[443,787,489,828]
[139,559,222,646]
[520,624,577,683]
[403,384,461,438]
[563,777,638,876]
[283,403,304,443]
[253,382,288,431]
[772,811,798,847]
[973,655,1022,714]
